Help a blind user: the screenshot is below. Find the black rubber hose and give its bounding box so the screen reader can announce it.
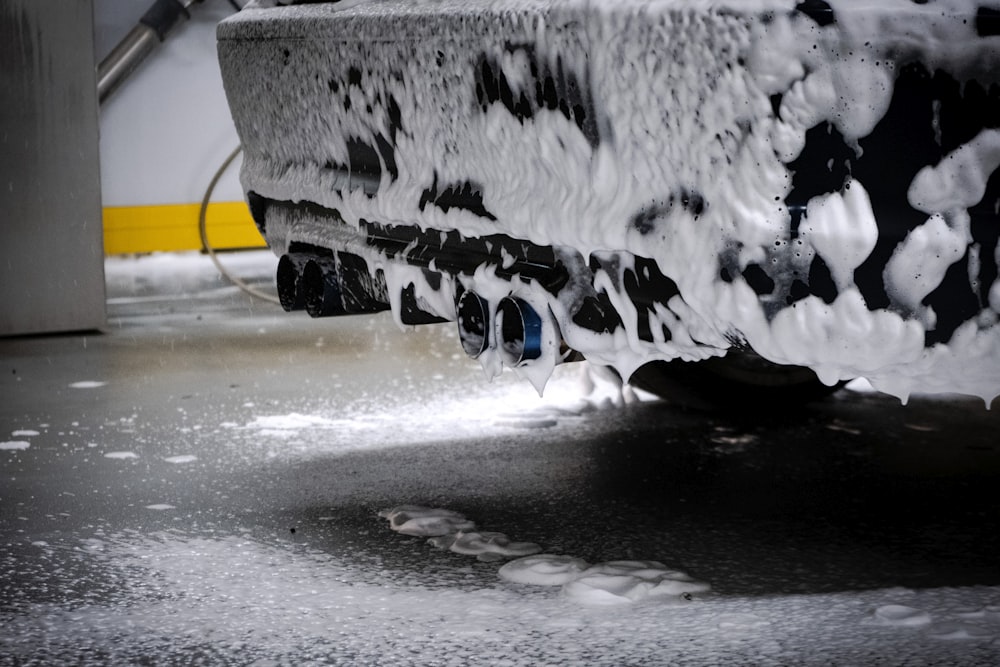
[140,0,195,41]
[198,145,281,305]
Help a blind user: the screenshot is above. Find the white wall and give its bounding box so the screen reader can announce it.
[95,0,244,207]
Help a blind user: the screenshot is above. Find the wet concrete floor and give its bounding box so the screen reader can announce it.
[2,252,1000,665]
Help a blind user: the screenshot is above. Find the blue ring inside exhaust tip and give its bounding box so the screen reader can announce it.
[497,297,542,365]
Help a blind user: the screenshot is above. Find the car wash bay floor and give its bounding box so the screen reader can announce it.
[2,251,1000,666]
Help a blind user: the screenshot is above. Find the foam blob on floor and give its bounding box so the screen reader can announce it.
[379,505,476,537]
[498,554,591,585]
[873,604,932,627]
[0,441,30,451]
[430,531,542,562]
[381,505,541,561]
[104,451,139,460]
[383,506,709,605]
[926,621,996,640]
[561,560,711,606]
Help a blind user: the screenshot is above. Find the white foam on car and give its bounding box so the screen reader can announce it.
[219,0,1000,404]
[798,180,879,292]
[908,129,1000,214]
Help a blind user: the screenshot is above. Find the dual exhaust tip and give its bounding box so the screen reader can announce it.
[278,252,389,318]
[457,291,544,367]
[277,254,343,318]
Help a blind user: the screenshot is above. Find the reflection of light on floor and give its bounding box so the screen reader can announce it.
[233,362,647,461]
[470,361,649,418]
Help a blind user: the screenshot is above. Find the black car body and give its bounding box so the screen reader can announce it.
[217,0,1000,404]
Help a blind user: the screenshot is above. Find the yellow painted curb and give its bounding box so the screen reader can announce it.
[103,202,266,255]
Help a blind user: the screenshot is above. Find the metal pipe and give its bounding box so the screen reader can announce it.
[97,0,201,105]
[302,258,345,318]
[496,297,543,366]
[456,291,490,359]
[97,25,159,104]
[276,253,309,312]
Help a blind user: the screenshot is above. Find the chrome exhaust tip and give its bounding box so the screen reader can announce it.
[276,253,308,312]
[456,290,490,358]
[496,297,542,366]
[301,257,344,318]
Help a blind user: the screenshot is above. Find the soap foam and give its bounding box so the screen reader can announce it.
[383,505,708,604]
[497,554,591,585]
[219,0,1000,403]
[69,381,107,389]
[10,516,1000,663]
[562,560,711,606]
[874,604,933,627]
[163,455,198,464]
[430,531,542,562]
[0,441,31,451]
[379,505,477,537]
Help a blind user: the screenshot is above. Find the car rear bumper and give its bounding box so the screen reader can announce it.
[218,0,1000,402]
